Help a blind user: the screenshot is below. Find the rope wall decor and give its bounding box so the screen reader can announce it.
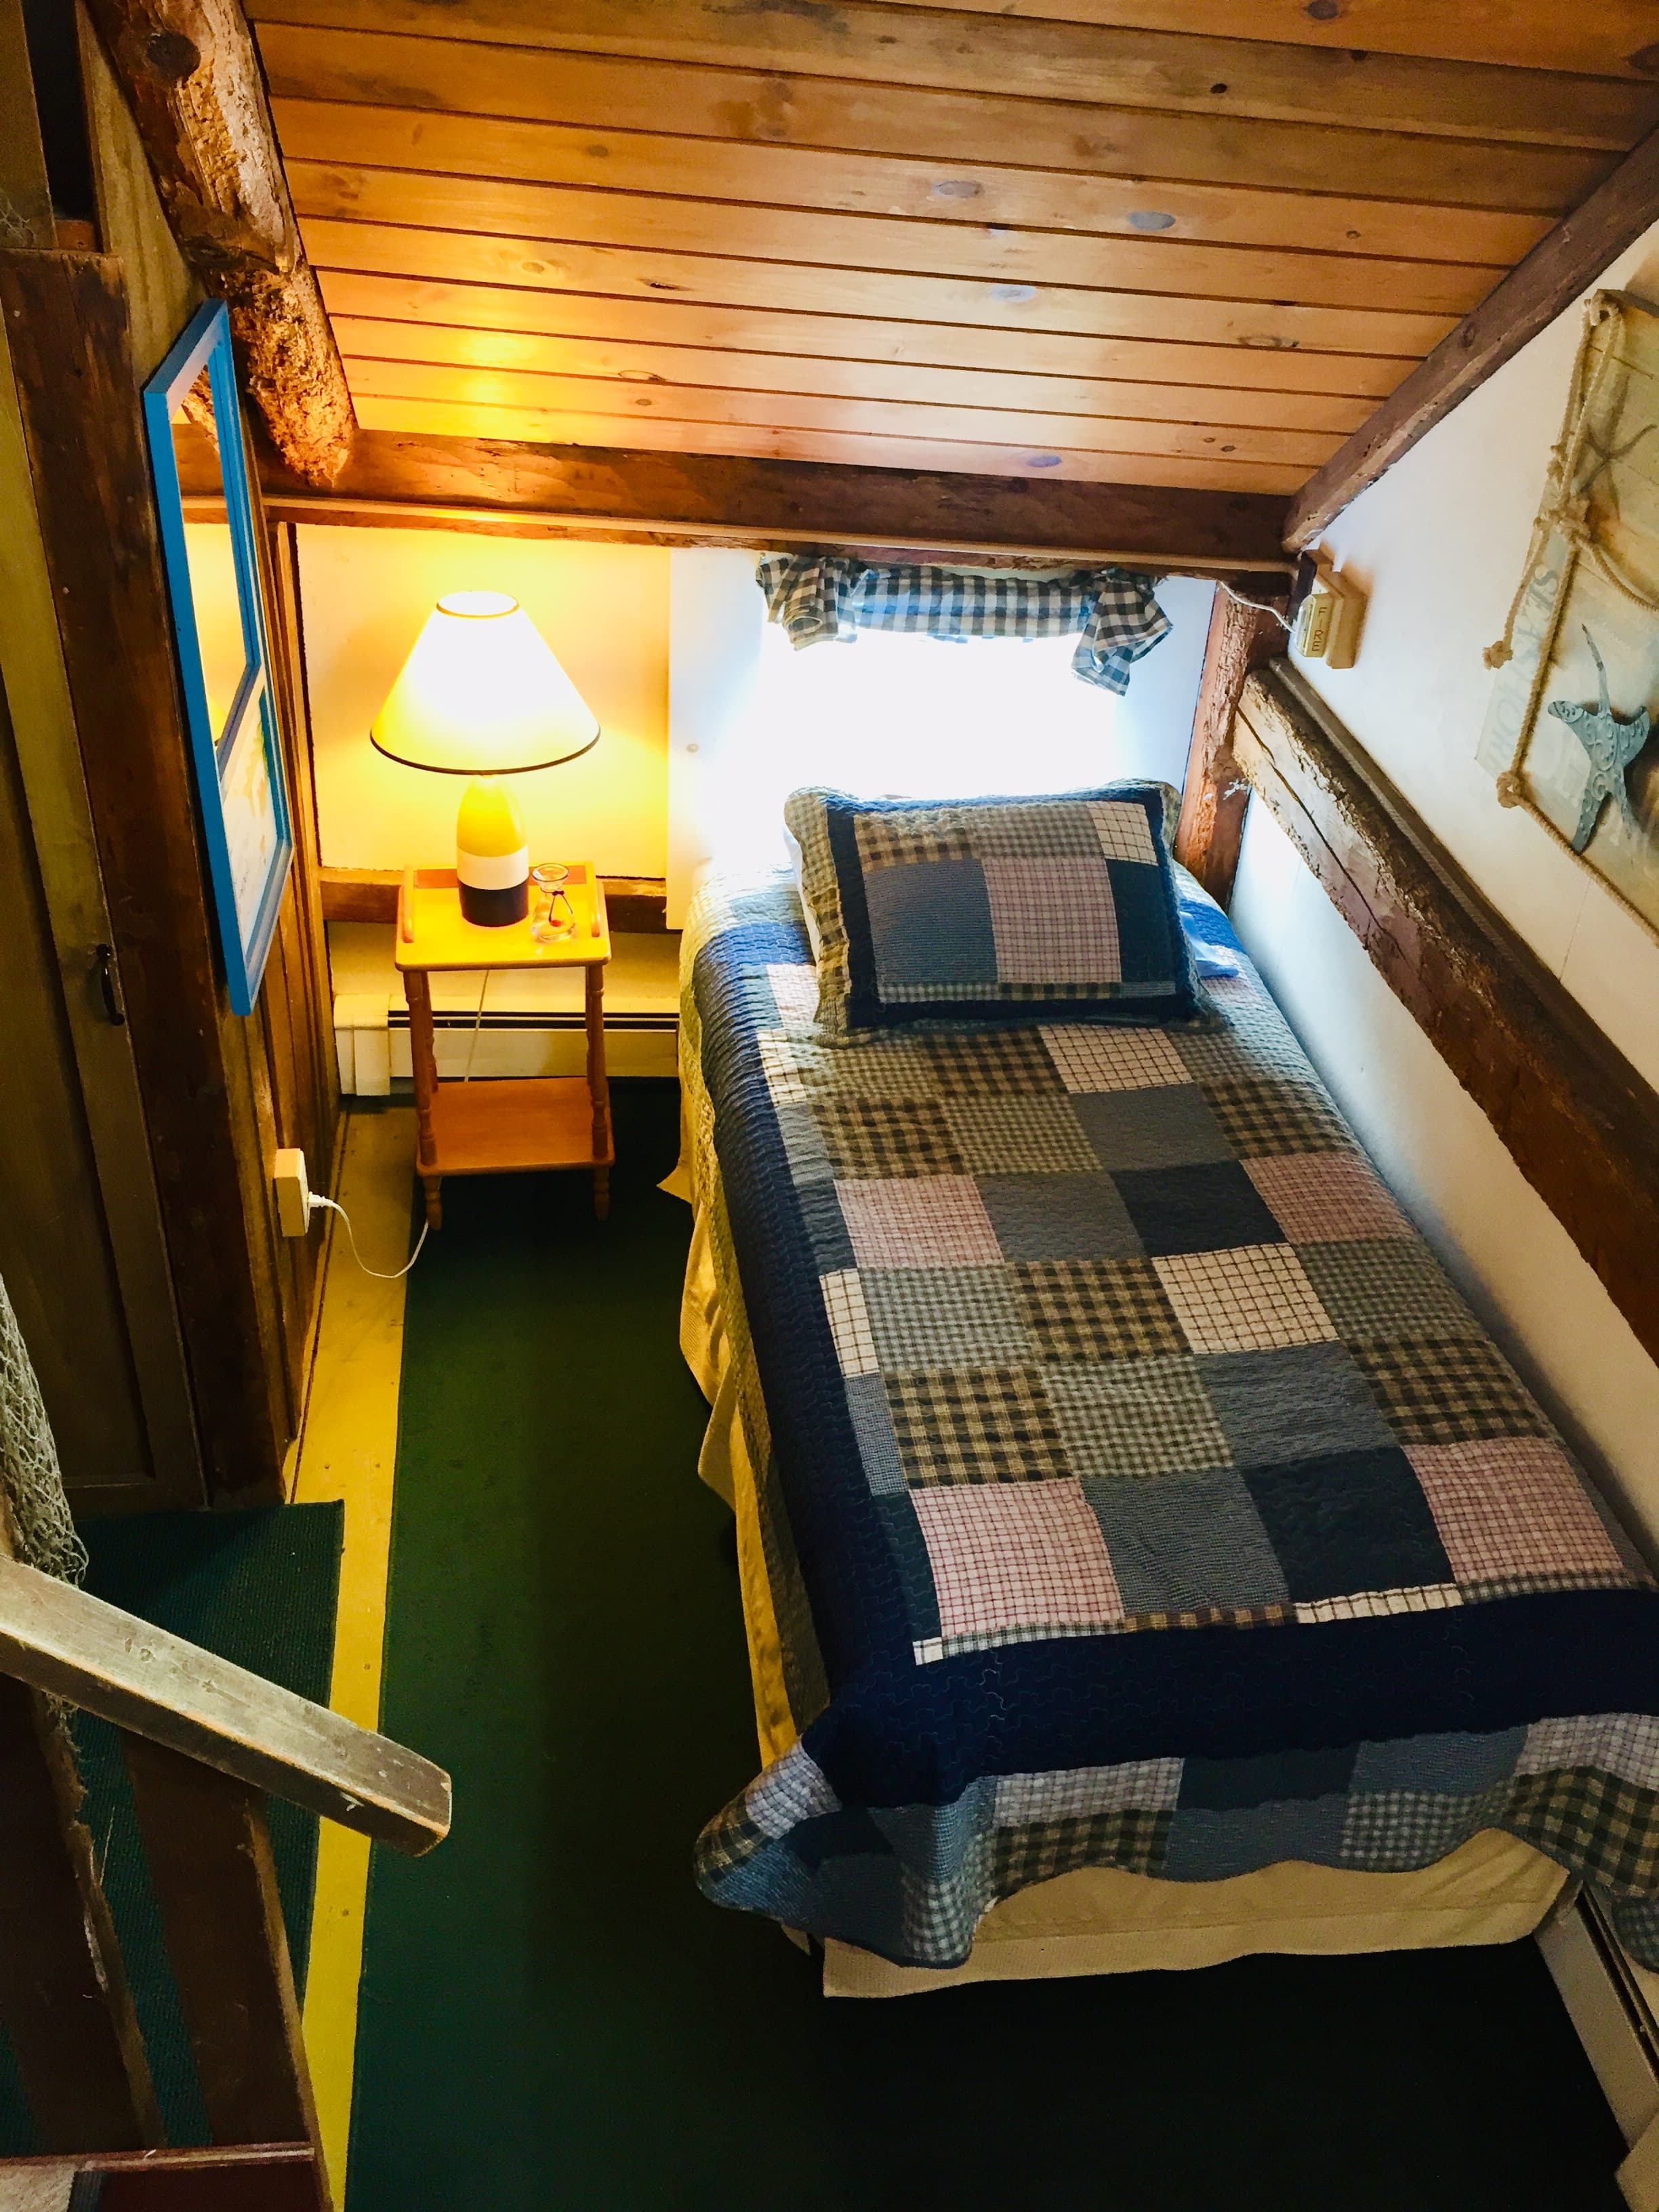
[1479,289,1659,949]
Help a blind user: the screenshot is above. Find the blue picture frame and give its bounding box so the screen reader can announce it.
[142,300,293,1016]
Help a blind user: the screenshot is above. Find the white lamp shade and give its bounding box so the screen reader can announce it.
[371,590,600,775]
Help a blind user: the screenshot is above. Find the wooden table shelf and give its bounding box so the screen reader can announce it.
[395,865,613,1227]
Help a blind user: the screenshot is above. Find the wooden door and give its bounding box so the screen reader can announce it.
[0,319,201,1509]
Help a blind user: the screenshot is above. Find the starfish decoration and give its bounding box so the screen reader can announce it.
[1547,626,1650,853]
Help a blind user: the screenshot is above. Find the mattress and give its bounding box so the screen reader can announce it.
[677,865,1659,1977]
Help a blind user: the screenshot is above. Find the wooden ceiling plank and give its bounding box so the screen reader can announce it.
[243,0,1658,150]
[285,158,1504,317]
[254,26,1614,218]
[300,216,1461,358]
[349,391,1311,492]
[330,313,1376,432]
[251,426,1296,570]
[340,353,1343,466]
[1286,119,1659,546]
[848,1,1659,85]
[269,95,1552,268]
[318,272,1418,399]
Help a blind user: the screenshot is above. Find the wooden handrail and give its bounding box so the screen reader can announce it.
[0,1559,449,1855]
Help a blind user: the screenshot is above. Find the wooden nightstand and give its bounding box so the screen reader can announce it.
[395,864,613,1228]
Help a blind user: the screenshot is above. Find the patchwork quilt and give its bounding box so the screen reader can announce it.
[682,869,1659,1970]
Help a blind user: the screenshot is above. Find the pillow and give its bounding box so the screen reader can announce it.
[783,785,1200,1033]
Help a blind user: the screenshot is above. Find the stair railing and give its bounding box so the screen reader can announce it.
[0,1553,450,2211]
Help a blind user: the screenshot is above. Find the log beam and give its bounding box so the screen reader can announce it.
[1286,121,1659,550]
[1172,586,1287,903]
[1233,659,1659,1365]
[240,427,1294,574]
[79,0,352,483]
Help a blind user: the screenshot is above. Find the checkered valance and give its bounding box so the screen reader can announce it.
[755,554,1171,695]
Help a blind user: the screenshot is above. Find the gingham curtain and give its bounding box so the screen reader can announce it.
[756,554,1170,695]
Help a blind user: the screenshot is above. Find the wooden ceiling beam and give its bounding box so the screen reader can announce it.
[1286,121,1659,548]
[241,426,1294,574]
[79,0,353,483]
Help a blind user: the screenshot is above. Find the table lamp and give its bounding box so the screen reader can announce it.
[371,590,600,926]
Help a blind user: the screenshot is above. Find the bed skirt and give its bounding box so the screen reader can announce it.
[677,1189,1568,1997]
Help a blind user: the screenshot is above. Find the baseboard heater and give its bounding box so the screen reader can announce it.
[1539,1892,1659,2207]
[334,997,678,1094]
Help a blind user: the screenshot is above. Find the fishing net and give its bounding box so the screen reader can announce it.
[0,1270,87,1582]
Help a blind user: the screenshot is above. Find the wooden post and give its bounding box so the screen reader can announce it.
[121,1736,329,2205]
[1172,588,1288,907]
[0,1678,162,2152]
[404,966,443,1229]
[585,959,611,1223]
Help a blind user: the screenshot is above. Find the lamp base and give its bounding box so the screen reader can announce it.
[456,776,529,930]
[458,879,529,928]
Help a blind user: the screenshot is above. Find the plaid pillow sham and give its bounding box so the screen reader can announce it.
[784,785,1201,1035]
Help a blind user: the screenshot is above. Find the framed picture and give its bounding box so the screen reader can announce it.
[142,300,293,1015]
[1477,289,1659,943]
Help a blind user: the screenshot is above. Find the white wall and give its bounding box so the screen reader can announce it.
[1229,216,1659,1547]
[666,550,1214,922]
[298,528,670,879]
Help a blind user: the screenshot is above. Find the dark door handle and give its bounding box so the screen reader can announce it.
[94,943,126,1026]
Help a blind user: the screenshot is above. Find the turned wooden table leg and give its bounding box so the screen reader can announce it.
[585,959,611,1220]
[406,968,444,1229]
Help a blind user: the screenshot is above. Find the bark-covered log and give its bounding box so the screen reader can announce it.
[81,0,353,483]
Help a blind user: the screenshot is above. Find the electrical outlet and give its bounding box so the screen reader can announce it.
[1292,554,1366,668]
[273,1147,312,1237]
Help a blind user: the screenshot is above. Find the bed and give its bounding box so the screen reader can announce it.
[677,854,1659,1996]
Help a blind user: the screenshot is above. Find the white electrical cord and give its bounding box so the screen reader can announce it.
[1219,580,1293,631]
[309,1193,430,1281]
[461,968,490,1084]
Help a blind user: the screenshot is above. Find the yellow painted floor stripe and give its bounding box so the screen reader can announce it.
[291,1107,417,2205]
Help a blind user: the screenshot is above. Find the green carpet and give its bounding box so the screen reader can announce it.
[0,1502,342,2150]
[351,1079,1625,2211]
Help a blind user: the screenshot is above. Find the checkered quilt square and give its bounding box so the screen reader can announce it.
[912,1478,1124,1641]
[1015,1258,1186,1361]
[969,802,1103,859]
[814,1097,964,1179]
[1518,1713,1659,1789]
[1153,1245,1337,1355]
[979,1174,1144,1262]
[982,859,1122,984]
[944,1096,1103,1175]
[1298,1237,1477,1345]
[836,1176,1004,1269]
[1200,1078,1348,1158]
[863,1265,1034,1374]
[1042,1025,1191,1094]
[1043,1355,1232,1477]
[765,963,820,1027]
[1086,800,1160,865]
[922,1029,1065,1095]
[1409,1438,1637,1594]
[1246,1151,1411,1243]
[886,1368,1071,1483]
[855,809,975,870]
[994,1809,1170,1889]
[1350,1337,1552,1445]
[821,1268,878,1377]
